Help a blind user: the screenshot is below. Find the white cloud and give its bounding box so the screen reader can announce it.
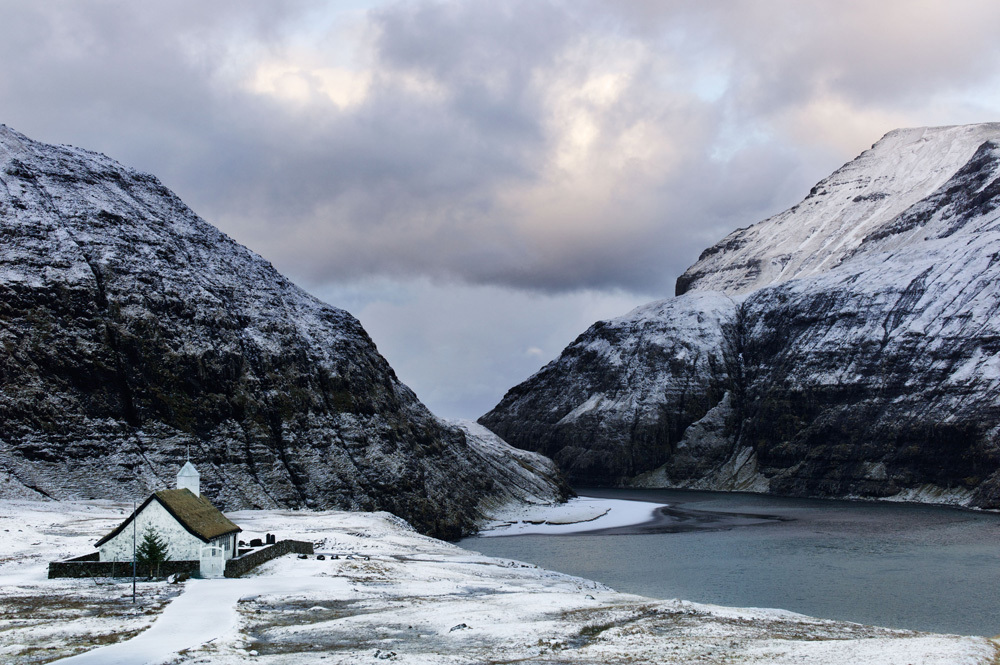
[248,62,373,109]
[775,93,916,157]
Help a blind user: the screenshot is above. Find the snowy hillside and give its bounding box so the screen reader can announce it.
[677,123,1000,296]
[0,124,568,538]
[2,500,993,664]
[482,292,734,484]
[483,123,1000,506]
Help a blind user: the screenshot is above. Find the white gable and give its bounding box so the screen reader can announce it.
[98,500,203,562]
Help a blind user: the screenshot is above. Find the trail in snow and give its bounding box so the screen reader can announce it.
[54,576,350,665]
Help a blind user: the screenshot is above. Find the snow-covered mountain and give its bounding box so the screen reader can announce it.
[0,124,568,538]
[481,123,1000,507]
[678,123,1000,296]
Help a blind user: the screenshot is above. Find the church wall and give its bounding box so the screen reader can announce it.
[98,500,204,562]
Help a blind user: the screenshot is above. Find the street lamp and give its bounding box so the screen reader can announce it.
[132,500,136,604]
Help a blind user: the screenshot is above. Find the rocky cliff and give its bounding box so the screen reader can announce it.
[0,124,568,539]
[481,123,1000,508]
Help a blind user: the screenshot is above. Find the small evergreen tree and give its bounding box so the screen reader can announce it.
[135,526,170,578]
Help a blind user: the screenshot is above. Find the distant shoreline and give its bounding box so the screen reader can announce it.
[477,494,786,537]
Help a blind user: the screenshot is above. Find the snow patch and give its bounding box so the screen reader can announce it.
[881,484,975,507]
[478,497,664,536]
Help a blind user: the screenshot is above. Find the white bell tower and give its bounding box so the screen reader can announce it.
[177,461,200,495]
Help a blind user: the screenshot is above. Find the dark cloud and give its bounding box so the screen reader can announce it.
[2,0,1000,415]
[0,0,825,296]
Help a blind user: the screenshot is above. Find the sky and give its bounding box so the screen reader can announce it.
[2,1,1000,419]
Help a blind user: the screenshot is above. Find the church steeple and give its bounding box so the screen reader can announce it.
[177,461,200,495]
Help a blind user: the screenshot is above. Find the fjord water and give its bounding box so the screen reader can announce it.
[461,488,1000,636]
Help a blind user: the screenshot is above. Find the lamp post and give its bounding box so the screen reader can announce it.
[132,500,136,604]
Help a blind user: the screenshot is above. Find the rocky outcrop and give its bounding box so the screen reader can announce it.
[0,124,569,539]
[481,123,1000,508]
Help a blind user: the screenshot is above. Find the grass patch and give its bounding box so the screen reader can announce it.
[0,582,180,664]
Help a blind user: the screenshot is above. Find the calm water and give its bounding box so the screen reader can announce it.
[459,488,1000,636]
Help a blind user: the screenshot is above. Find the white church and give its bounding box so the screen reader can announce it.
[95,462,242,577]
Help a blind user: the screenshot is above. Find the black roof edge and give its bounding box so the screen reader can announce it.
[94,494,158,547]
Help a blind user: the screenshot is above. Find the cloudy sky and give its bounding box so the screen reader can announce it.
[3,1,1000,419]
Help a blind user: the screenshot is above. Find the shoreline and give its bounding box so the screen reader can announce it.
[477,496,666,536]
[477,494,788,537]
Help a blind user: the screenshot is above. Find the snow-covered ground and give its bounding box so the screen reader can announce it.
[0,499,995,664]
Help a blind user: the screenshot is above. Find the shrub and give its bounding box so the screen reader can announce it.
[135,526,170,578]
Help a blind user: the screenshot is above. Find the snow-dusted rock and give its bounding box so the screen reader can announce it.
[0,124,568,538]
[482,123,1000,507]
[676,123,1000,296]
[450,419,567,511]
[482,292,733,484]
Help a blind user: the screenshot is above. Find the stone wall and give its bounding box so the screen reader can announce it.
[224,539,313,578]
[48,552,199,579]
[49,539,314,578]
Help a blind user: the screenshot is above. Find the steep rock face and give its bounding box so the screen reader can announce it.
[0,125,568,538]
[482,123,1000,507]
[481,293,732,485]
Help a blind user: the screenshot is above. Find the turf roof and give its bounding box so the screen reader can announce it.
[95,489,241,546]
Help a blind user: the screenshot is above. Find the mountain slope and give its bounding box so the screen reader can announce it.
[0,124,568,538]
[677,123,1000,296]
[481,123,1000,507]
[481,292,733,485]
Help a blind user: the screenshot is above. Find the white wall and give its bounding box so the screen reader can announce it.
[99,500,204,562]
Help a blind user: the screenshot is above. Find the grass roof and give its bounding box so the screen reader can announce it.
[154,489,241,542]
[95,489,241,547]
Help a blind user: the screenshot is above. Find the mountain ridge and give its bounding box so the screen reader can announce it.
[677,123,1000,296]
[0,124,569,538]
[482,122,1000,507]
